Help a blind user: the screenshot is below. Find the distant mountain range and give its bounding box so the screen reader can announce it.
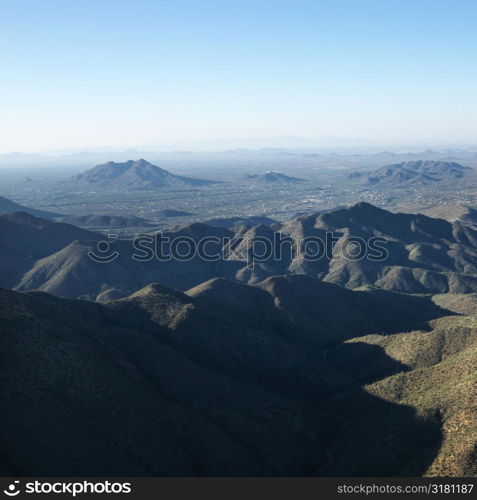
[3,275,475,475]
[244,171,306,183]
[0,195,62,219]
[4,202,477,300]
[72,159,218,189]
[2,148,477,173]
[348,160,473,185]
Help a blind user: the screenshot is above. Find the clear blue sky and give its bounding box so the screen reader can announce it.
[1,0,477,152]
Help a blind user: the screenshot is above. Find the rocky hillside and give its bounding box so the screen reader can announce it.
[5,203,477,300]
[2,276,472,476]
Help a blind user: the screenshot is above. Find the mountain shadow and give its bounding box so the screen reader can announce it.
[0,279,449,476]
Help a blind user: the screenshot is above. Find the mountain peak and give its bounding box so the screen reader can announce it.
[319,201,388,220]
[125,158,155,168]
[72,159,217,190]
[349,201,382,211]
[129,282,184,299]
[244,171,306,183]
[345,201,394,218]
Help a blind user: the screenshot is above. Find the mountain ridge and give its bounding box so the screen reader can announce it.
[4,202,477,300]
[5,202,477,299]
[0,195,63,220]
[348,160,473,186]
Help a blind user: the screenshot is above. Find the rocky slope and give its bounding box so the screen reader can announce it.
[2,276,468,476]
[5,203,477,300]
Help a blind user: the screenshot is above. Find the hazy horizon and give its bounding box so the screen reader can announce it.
[3,136,477,159]
[2,0,477,154]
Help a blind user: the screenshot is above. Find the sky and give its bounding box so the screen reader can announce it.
[1,0,477,153]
